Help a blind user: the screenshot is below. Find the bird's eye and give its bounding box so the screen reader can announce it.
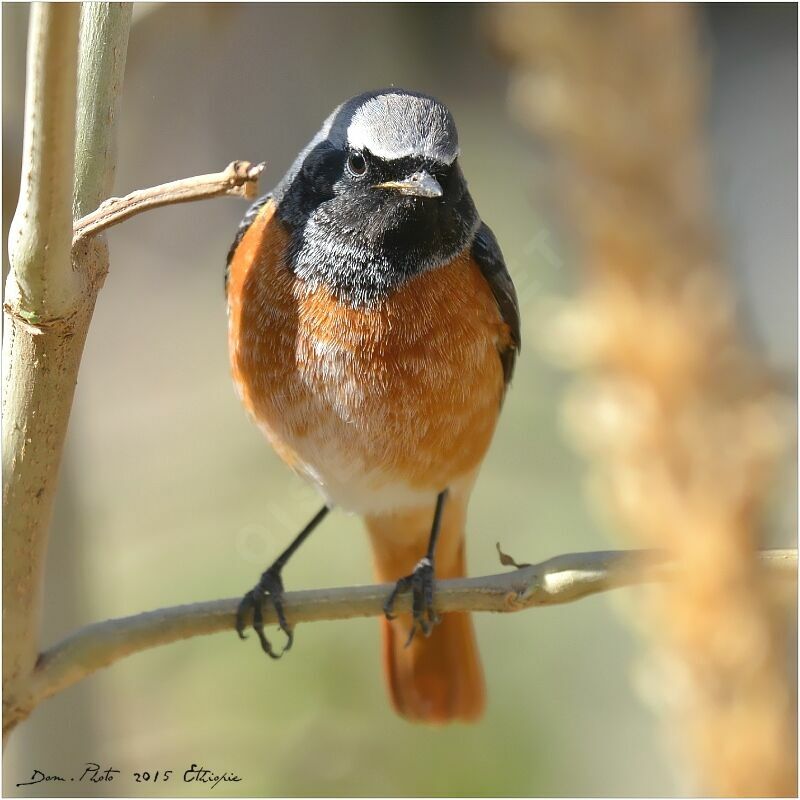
[346,151,367,177]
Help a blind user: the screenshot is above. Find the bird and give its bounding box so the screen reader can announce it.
[225,88,520,723]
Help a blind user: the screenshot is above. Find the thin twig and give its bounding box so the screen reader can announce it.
[72,160,265,247]
[28,548,796,713]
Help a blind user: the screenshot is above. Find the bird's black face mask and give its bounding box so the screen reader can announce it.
[273,90,480,306]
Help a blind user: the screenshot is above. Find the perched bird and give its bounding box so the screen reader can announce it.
[226,88,520,723]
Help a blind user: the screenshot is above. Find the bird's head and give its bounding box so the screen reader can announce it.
[275,89,480,304]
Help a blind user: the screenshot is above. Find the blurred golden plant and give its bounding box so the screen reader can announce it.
[491,4,797,795]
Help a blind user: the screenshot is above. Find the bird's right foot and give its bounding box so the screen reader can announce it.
[236,566,293,659]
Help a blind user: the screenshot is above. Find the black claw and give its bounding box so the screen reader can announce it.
[235,591,253,640]
[383,574,412,621]
[236,567,293,659]
[384,557,439,645]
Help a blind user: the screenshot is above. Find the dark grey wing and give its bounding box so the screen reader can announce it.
[471,222,521,385]
[225,193,271,293]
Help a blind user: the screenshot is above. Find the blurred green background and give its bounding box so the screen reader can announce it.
[2,4,796,796]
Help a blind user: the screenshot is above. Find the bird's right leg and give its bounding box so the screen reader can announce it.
[236,505,330,658]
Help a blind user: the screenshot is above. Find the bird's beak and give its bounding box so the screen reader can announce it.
[373,170,443,198]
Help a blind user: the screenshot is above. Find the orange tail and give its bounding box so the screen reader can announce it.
[365,497,485,724]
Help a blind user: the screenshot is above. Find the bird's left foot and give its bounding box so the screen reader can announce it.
[236,566,293,659]
[383,557,440,646]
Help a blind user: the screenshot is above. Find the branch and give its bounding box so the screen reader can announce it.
[72,160,266,246]
[28,548,796,712]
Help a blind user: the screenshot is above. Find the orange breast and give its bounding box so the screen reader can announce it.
[226,200,511,513]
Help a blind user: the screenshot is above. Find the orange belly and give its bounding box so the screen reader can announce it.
[227,201,511,514]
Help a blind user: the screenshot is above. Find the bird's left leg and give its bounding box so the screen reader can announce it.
[383,489,448,645]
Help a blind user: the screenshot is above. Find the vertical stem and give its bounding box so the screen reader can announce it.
[3,4,81,741]
[6,3,80,323]
[73,2,132,218]
[2,1,132,741]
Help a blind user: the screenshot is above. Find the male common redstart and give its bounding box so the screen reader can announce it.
[226,89,520,723]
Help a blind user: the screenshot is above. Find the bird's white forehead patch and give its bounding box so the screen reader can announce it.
[346,93,459,165]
